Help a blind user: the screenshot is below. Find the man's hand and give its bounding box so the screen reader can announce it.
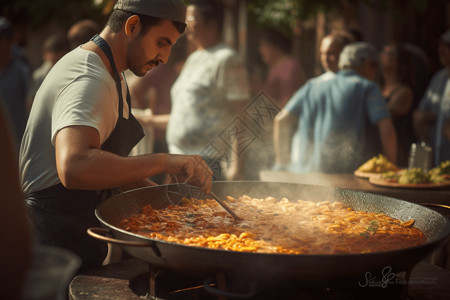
[166,155,213,193]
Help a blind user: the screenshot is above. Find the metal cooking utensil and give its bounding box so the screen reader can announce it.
[166,182,241,221]
[208,190,242,221]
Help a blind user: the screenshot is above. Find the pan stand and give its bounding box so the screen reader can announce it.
[216,272,227,300]
[148,265,163,300]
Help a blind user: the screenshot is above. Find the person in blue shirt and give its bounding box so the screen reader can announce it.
[413,29,450,166]
[274,42,397,173]
[0,17,30,155]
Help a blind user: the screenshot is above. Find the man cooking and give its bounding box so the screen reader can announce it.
[19,0,212,271]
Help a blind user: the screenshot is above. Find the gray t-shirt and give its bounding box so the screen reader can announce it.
[19,47,128,194]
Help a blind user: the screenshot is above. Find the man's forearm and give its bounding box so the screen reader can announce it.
[274,110,296,165]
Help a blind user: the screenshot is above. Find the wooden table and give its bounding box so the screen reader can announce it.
[260,171,450,206]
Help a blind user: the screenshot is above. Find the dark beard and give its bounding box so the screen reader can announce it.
[127,37,161,77]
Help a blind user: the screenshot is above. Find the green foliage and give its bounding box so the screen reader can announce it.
[1,0,431,33]
[248,0,338,31]
[247,0,429,33]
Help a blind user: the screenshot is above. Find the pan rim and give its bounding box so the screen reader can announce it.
[95,181,450,258]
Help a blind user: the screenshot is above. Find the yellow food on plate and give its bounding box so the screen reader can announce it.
[398,168,430,184]
[381,168,445,184]
[429,160,450,179]
[357,154,398,173]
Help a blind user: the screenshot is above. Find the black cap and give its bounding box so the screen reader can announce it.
[113,0,186,24]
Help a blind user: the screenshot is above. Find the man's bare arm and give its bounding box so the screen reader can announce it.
[226,99,249,180]
[274,109,297,166]
[55,125,212,192]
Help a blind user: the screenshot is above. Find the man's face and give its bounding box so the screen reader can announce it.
[438,41,450,67]
[127,19,181,77]
[185,5,207,45]
[320,37,342,73]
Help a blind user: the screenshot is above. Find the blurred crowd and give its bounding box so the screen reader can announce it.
[1,0,450,297]
[0,4,450,183]
[2,4,449,182]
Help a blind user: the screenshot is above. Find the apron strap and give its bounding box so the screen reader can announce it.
[90,34,125,117]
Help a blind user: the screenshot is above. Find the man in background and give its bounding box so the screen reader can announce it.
[0,16,30,155]
[274,42,397,173]
[317,32,353,81]
[258,27,306,108]
[67,19,100,50]
[28,34,70,110]
[166,0,250,180]
[413,29,450,166]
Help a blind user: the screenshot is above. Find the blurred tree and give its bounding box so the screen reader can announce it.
[1,0,430,34]
[0,0,109,29]
[248,0,351,34]
[247,0,428,36]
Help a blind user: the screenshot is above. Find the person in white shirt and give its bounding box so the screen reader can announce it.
[166,0,250,180]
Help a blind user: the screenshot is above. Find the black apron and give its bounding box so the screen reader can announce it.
[26,34,144,271]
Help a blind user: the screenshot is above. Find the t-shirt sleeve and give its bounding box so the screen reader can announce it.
[418,91,432,110]
[418,73,441,111]
[216,53,250,101]
[51,75,113,145]
[365,83,390,124]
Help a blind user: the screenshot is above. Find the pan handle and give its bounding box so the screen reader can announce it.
[420,203,450,218]
[87,227,161,256]
[420,203,450,210]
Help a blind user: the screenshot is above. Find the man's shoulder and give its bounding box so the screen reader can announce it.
[336,70,377,88]
[429,68,448,83]
[310,71,336,84]
[420,68,449,105]
[51,48,108,80]
[336,69,363,80]
[187,44,237,63]
[208,44,238,59]
[57,47,103,69]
